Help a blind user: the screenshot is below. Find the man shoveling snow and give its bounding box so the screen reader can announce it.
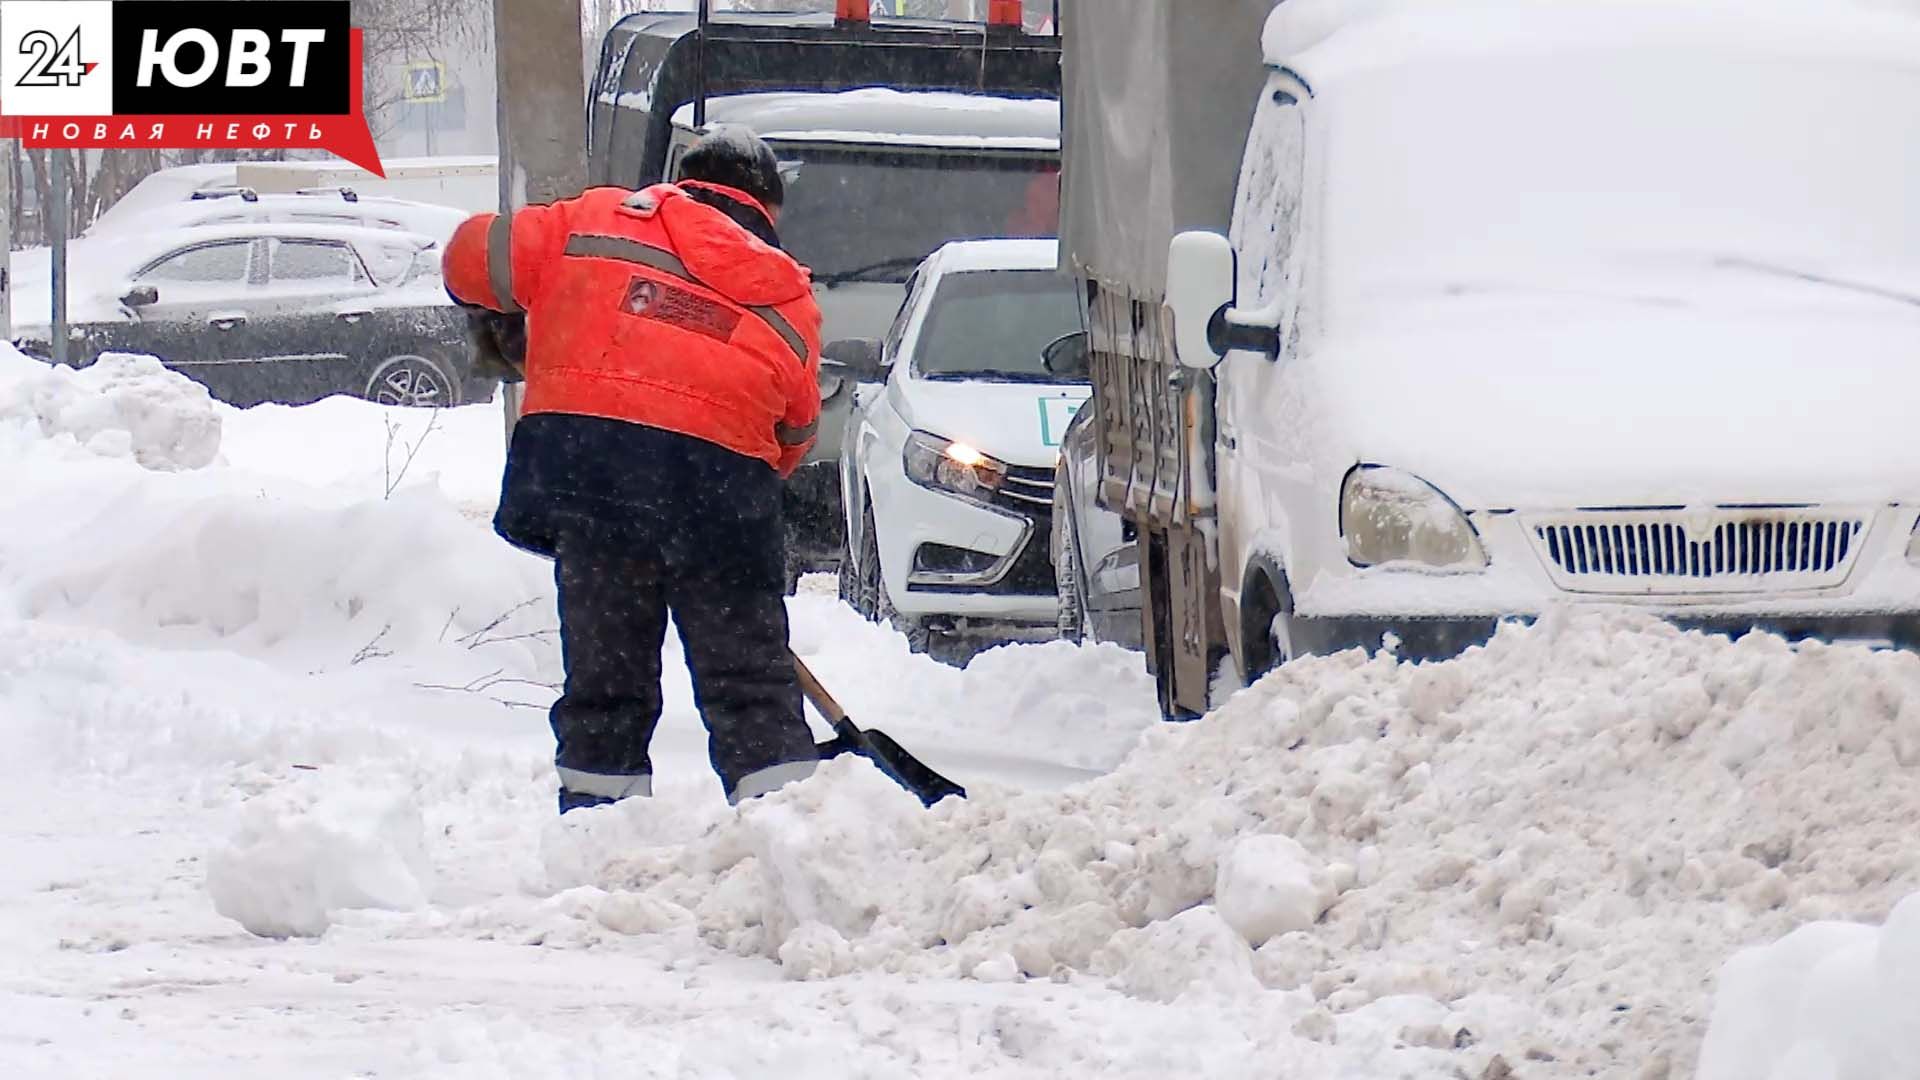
[443,129,829,812]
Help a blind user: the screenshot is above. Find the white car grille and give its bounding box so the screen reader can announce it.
[1529,508,1869,595]
[994,466,1056,510]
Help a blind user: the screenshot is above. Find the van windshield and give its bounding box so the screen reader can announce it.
[1320,52,1920,325]
[774,146,1059,286]
[915,268,1084,383]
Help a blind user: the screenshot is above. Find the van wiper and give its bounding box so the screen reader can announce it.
[814,256,925,288]
[1716,256,1920,310]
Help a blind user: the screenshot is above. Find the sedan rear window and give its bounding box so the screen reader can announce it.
[270,241,363,284]
[137,241,251,284]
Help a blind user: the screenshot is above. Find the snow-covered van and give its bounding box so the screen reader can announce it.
[1063,0,1920,714]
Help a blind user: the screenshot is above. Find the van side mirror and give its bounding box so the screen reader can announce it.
[1166,231,1281,366]
[822,337,885,383]
[1167,232,1236,368]
[122,284,160,308]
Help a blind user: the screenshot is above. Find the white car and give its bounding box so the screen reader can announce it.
[835,239,1090,653]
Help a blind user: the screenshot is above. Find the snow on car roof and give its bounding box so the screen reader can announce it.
[670,89,1058,150]
[159,221,439,247]
[121,195,464,234]
[928,238,1061,274]
[68,222,438,280]
[1267,0,1920,79]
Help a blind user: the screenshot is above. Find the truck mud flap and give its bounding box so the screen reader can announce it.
[1141,524,1222,719]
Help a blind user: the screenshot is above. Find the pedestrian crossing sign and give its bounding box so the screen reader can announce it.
[403,61,445,104]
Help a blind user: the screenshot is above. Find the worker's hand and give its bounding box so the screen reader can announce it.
[460,304,527,384]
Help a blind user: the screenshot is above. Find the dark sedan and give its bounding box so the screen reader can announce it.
[15,223,491,408]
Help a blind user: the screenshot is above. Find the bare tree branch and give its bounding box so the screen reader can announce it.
[352,623,396,665]
[383,409,443,499]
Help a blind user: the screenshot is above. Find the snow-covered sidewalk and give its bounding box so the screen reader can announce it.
[2,351,1915,1078]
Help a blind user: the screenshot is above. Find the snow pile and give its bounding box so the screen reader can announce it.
[786,607,1159,775]
[1697,892,1920,1080]
[0,357,550,674]
[218,394,507,513]
[207,785,435,937]
[0,351,221,470]
[7,481,552,669]
[545,611,1920,1074]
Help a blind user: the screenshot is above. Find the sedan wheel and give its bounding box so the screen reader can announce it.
[365,354,461,408]
[836,513,867,615]
[1056,510,1090,644]
[842,503,883,620]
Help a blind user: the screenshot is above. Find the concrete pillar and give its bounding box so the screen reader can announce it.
[492,0,586,430]
[493,0,587,211]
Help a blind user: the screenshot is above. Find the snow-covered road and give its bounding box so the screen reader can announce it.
[2,351,1916,1078]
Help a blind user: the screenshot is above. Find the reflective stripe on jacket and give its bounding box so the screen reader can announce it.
[443,183,822,475]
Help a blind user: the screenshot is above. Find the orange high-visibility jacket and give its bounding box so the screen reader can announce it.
[443,183,822,475]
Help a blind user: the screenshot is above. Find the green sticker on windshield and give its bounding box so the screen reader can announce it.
[1039,396,1085,448]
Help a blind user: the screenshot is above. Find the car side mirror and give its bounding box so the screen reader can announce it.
[822,337,885,383]
[122,284,160,309]
[1042,330,1090,379]
[1166,231,1281,367]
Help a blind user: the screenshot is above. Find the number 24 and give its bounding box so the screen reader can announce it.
[17,28,86,88]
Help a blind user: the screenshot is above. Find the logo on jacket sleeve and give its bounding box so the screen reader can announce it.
[620,274,744,344]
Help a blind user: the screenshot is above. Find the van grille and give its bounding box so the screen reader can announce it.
[1530,510,1868,595]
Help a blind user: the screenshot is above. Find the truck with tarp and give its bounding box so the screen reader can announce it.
[1059,0,1274,713]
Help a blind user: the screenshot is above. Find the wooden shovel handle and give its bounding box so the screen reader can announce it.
[791,652,849,725]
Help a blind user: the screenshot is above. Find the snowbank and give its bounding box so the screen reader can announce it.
[1698,892,1920,1080]
[207,786,435,937]
[0,344,548,675]
[0,350,221,470]
[539,610,1920,1075]
[217,392,507,513]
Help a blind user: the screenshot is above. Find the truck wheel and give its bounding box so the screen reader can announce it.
[1239,569,1296,684]
[1056,510,1089,643]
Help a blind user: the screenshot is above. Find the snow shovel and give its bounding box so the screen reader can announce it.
[793,653,966,807]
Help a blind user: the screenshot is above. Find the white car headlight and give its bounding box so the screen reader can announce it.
[903,431,1008,505]
[1340,466,1488,570]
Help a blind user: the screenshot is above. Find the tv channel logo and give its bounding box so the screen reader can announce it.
[2,2,349,117]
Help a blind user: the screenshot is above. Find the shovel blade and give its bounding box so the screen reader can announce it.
[818,718,966,807]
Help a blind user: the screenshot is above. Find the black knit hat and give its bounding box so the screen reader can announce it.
[679,125,784,210]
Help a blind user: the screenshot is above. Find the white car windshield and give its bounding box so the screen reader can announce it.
[915,268,1084,383]
[1319,51,1920,325]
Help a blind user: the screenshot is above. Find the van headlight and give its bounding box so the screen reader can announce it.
[904,431,1007,504]
[1341,466,1488,570]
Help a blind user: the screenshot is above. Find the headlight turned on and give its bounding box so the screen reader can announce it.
[1340,466,1488,570]
[904,431,1008,504]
